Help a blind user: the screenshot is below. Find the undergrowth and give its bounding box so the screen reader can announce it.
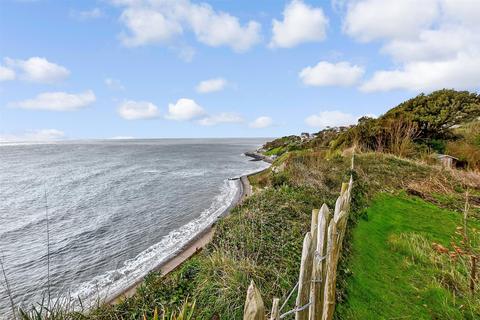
[16,152,480,319]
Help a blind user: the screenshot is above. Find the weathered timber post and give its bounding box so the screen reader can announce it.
[311,208,320,249]
[244,280,266,320]
[334,193,345,220]
[270,297,280,320]
[295,232,314,320]
[321,210,349,320]
[309,204,331,320]
[321,219,338,320]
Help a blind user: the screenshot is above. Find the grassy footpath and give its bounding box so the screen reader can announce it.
[336,194,480,319]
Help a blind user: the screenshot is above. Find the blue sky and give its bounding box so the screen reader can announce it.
[1,0,479,140]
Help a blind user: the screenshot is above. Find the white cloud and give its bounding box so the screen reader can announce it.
[11,90,95,111]
[381,26,478,63]
[0,65,15,81]
[120,7,183,47]
[166,98,205,121]
[198,112,243,126]
[249,116,273,128]
[305,111,357,128]
[195,78,227,93]
[360,54,480,92]
[118,100,159,120]
[341,0,480,92]
[187,2,261,52]
[114,0,261,52]
[343,0,439,42]
[442,0,480,28]
[299,61,364,87]
[5,57,70,83]
[0,129,65,142]
[105,77,125,90]
[270,0,329,48]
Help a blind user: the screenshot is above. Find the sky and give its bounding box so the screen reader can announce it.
[0,0,479,140]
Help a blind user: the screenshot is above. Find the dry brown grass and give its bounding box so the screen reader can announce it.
[447,141,480,169]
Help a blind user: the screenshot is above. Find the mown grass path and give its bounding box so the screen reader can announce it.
[336,193,479,320]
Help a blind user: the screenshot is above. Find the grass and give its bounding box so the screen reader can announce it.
[88,152,478,319]
[335,193,480,319]
[27,149,468,320]
[70,152,362,319]
[81,185,341,319]
[264,146,286,156]
[16,152,480,319]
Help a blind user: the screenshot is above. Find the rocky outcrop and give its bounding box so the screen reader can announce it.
[244,152,274,163]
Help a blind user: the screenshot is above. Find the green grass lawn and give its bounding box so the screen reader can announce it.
[336,193,479,320]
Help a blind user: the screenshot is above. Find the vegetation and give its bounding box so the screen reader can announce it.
[17,149,477,319]
[446,120,480,169]
[261,90,480,169]
[261,135,302,157]
[85,183,344,319]
[13,89,480,319]
[336,194,479,319]
[386,89,480,139]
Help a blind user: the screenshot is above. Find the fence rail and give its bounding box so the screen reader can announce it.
[244,156,354,320]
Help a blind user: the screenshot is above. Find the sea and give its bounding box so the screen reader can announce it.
[0,138,270,318]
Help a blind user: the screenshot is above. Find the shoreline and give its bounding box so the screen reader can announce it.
[106,162,269,305]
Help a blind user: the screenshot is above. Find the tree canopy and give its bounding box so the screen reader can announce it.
[385,89,480,139]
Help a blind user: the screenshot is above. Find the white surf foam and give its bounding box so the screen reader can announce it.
[70,178,240,307]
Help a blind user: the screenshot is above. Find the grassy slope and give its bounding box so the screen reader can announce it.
[89,186,342,319]
[336,194,480,319]
[27,152,478,319]
[84,154,354,319]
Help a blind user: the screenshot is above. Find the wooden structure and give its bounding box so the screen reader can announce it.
[437,154,458,169]
[244,157,354,320]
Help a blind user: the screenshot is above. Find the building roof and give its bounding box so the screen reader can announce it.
[437,154,459,160]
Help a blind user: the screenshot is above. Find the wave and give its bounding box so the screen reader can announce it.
[70,178,240,307]
[142,169,208,178]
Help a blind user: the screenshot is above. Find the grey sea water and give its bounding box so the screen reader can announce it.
[0,138,269,318]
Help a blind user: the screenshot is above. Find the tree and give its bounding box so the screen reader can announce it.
[385,89,480,139]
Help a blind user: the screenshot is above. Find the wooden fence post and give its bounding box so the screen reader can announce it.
[322,208,350,320]
[321,219,338,320]
[244,280,266,320]
[311,208,320,249]
[295,232,314,320]
[334,194,345,220]
[270,297,280,320]
[309,204,331,320]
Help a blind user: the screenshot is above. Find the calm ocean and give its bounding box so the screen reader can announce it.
[0,138,269,318]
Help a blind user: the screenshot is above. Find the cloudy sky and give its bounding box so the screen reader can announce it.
[1,0,479,140]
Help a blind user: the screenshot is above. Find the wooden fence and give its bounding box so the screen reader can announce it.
[244,158,354,320]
